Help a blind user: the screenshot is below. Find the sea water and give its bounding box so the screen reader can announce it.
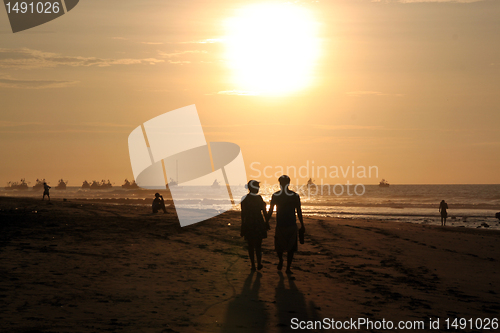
[2,184,499,230]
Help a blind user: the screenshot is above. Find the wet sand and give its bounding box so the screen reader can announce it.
[1,196,499,332]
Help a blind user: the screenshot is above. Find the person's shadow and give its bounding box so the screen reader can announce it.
[220,271,268,333]
[275,272,321,332]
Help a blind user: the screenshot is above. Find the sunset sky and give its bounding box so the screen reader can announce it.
[1,0,499,186]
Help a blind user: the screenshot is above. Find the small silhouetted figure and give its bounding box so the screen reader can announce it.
[266,175,305,275]
[241,180,268,271]
[152,193,167,214]
[42,182,51,201]
[439,200,448,226]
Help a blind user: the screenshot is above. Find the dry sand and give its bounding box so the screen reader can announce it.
[0,196,499,332]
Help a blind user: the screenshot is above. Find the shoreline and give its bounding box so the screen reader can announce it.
[3,194,498,231]
[1,196,499,332]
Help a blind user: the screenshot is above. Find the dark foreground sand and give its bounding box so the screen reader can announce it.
[0,197,499,333]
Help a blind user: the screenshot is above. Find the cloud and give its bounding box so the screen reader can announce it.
[166,60,191,64]
[0,75,78,89]
[209,90,260,96]
[0,48,164,69]
[155,50,210,64]
[176,39,224,44]
[81,122,131,128]
[345,91,403,97]
[141,42,164,45]
[157,50,207,58]
[312,124,384,130]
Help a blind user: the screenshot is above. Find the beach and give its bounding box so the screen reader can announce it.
[1,196,499,333]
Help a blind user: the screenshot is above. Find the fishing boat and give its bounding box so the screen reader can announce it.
[102,180,113,189]
[32,178,45,190]
[81,180,91,189]
[90,179,113,190]
[55,179,67,190]
[122,179,139,189]
[379,179,390,187]
[5,178,29,190]
[166,178,181,191]
[211,179,220,189]
[166,160,180,188]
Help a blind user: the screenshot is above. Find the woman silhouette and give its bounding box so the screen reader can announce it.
[240,180,269,271]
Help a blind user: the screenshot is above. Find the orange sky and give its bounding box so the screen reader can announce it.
[1,0,499,186]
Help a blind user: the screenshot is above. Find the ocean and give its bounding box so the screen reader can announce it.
[2,184,499,230]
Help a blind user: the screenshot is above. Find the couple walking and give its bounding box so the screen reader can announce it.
[240,175,305,274]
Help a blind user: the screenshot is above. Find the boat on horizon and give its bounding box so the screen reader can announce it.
[81,180,91,189]
[122,178,139,189]
[166,160,180,189]
[90,180,113,190]
[32,178,46,190]
[379,179,390,187]
[5,178,29,190]
[166,176,179,187]
[211,179,220,189]
[55,179,67,190]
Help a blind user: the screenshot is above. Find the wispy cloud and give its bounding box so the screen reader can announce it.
[80,122,131,128]
[176,39,224,44]
[158,50,207,58]
[312,124,384,130]
[0,48,164,69]
[212,90,260,96]
[345,91,403,97]
[0,74,78,89]
[155,50,209,64]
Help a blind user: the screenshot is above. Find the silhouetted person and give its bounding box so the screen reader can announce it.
[241,180,268,271]
[42,182,51,201]
[152,193,167,214]
[439,199,448,226]
[266,175,305,274]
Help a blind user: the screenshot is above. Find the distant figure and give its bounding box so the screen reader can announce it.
[439,200,448,226]
[42,182,51,201]
[152,193,167,214]
[266,175,305,274]
[240,180,268,271]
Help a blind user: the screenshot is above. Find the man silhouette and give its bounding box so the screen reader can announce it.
[152,193,168,214]
[439,200,448,226]
[42,182,51,201]
[266,175,305,274]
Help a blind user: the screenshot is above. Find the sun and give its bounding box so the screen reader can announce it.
[225,3,320,95]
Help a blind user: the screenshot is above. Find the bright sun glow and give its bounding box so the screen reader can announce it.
[225,3,320,95]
